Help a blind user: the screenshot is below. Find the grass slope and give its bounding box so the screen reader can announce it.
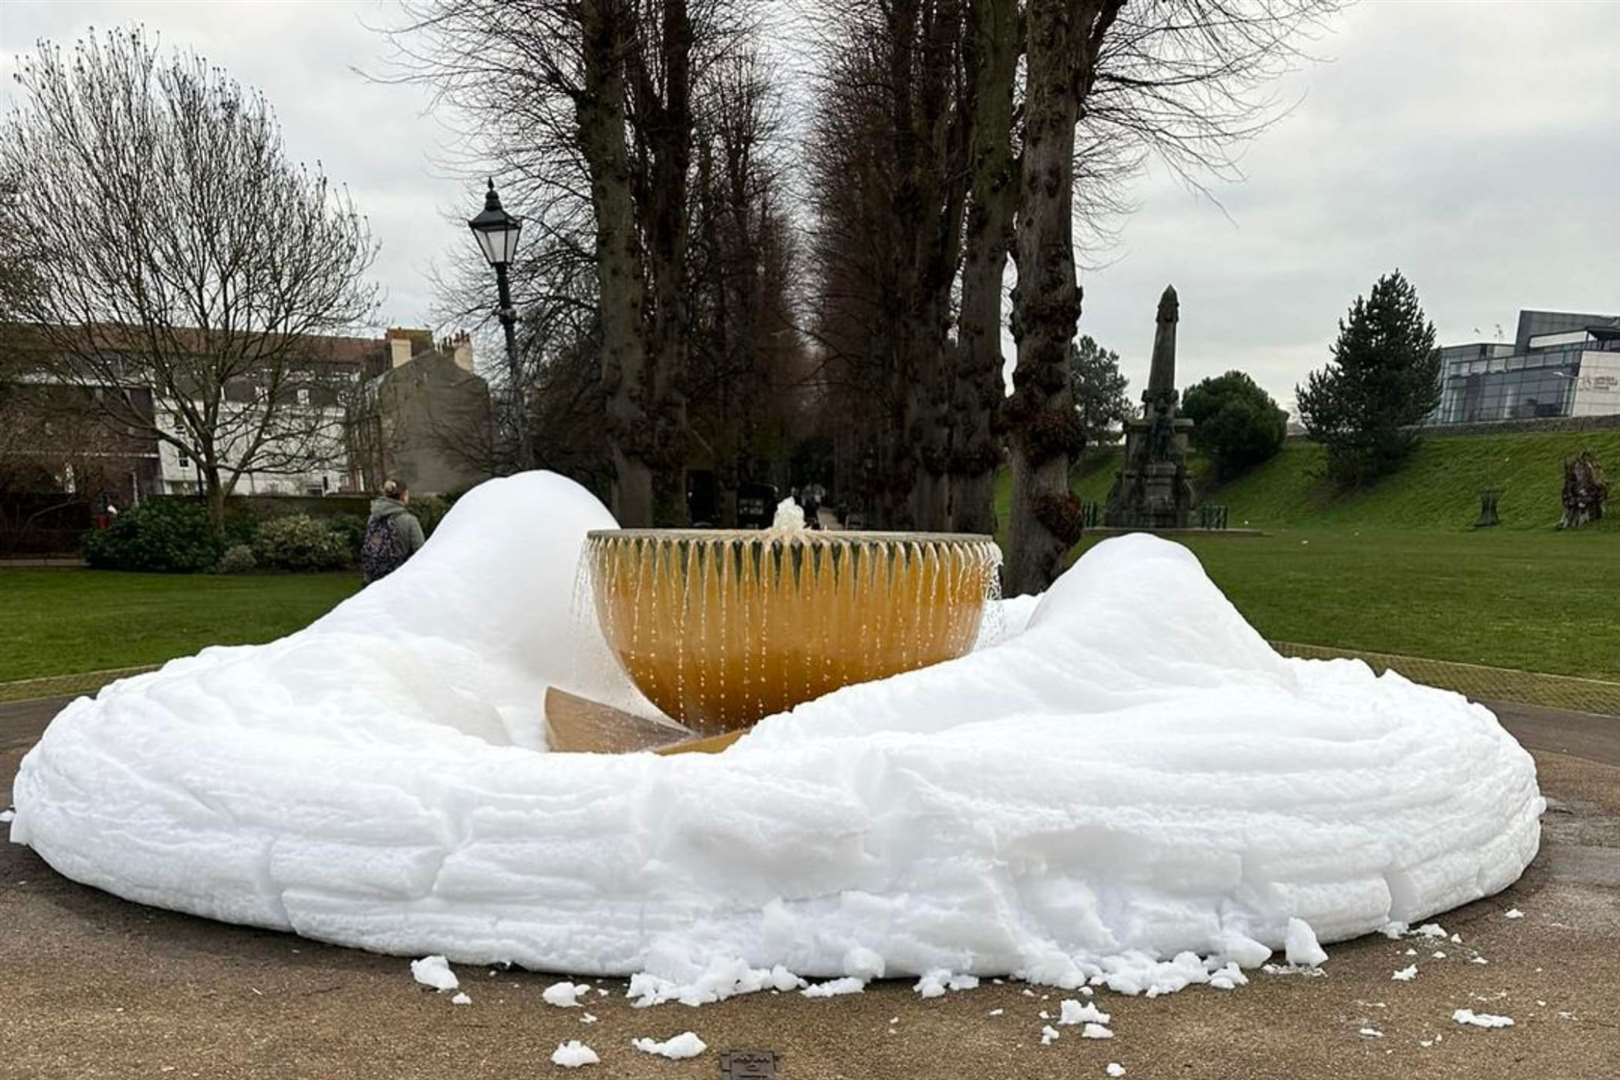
[1213,431,1620,531]
[0,569,360,683]
[999,429,1620,533]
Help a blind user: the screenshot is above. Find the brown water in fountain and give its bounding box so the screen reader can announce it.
[584,529,1001,737]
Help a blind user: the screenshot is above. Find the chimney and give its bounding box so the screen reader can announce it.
[451,332,474,373]
[389,335,413,369]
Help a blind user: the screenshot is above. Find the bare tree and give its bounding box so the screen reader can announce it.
[803,0,971,531]
[992,0,1338,591]
[1000,0,1124,593]
[388,0,749,526]
[0,28,378,535]
[685,46,807,522]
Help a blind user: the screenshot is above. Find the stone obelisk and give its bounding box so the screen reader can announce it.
[1104,286,1196,528]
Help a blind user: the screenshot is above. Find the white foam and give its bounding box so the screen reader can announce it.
[410,955,458,992]
[9,472,1543,1002]
[800,977,864,998]
[631,1032,706,1059]
[1285,918,1328,968]
[550,1040,599,1067]
[1059,999,1110,1026]
[543,981,587,1008]
[1453,1009,1513,1029]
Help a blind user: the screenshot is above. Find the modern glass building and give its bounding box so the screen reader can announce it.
[1428,309,1620,425]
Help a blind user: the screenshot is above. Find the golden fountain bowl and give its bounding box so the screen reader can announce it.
[585,529,1001,737]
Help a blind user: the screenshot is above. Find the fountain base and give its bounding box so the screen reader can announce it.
[543,687,745,755]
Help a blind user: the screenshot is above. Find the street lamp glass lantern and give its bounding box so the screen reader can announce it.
[468,178,522,267]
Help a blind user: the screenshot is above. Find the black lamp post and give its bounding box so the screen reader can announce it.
[468,178,529,469]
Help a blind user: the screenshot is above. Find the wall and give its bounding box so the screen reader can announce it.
[155,493,372,521]
[1570,351,1620,418]
[351,353,492,496]
[1410,412,1620,439]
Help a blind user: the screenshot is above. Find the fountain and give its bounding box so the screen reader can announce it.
[8,472,1544,999]
[564,514,1001,752]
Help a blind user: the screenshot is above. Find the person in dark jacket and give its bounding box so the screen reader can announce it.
[361,479,426,582]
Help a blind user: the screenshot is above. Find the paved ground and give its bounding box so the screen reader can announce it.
[2,699,1616,1080]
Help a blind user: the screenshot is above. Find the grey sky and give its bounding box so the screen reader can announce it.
[3,0,1616,408]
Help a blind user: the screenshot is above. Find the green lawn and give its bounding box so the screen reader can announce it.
[7,431,1620,689]
[0,569,361,683]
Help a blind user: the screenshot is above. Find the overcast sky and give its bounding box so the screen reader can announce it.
[2,0,1616,408]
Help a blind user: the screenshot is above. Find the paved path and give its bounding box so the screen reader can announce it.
[3,698,1616,1079]
[0,696,71,752]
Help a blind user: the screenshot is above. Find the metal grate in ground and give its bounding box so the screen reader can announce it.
[1271,642,1620,718]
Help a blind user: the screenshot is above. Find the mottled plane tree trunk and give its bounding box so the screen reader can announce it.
[1003,0,1123,595]
[579,1,656,526]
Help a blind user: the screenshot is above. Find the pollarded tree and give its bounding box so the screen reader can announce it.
[1183,370,1287,479]
[1297,270,1440,486]
[0,28,379,536]
[390,0,752,526]
[804,0,972,531]
[1002,0,1126,595]
[984,0,1340,590]
[1067,335,1132,448]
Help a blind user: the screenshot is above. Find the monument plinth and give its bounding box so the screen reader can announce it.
[1105,285,1196,529]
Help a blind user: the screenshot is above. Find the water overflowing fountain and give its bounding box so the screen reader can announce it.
[572,504,1000,749]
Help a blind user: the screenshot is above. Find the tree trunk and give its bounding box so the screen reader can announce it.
[580,1,654,526]
[645,0,694,526]
[1004,0,1118,594]
[953,0,1019,537]
[203,463,226,541]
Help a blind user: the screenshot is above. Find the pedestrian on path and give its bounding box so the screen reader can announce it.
[362,479,425,583]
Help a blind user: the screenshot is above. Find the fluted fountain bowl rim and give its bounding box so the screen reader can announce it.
[586,528,996,546]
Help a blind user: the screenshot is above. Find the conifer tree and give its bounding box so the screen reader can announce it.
[1297,270,1440,485]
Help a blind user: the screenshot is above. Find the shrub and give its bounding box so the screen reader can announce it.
[252,514,351,571]
[325,513,367,560]
[412,494,451,538]
[222,514,260,551]
[1183,370,1288,480]
[83,498,221,572]
[215,544,258,574]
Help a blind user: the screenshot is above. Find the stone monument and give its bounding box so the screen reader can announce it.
[1104,285,1196,528]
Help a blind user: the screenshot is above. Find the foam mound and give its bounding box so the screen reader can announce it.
[9,472,1542,996]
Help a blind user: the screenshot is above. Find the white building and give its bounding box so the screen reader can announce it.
[1430,309,1620,425]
